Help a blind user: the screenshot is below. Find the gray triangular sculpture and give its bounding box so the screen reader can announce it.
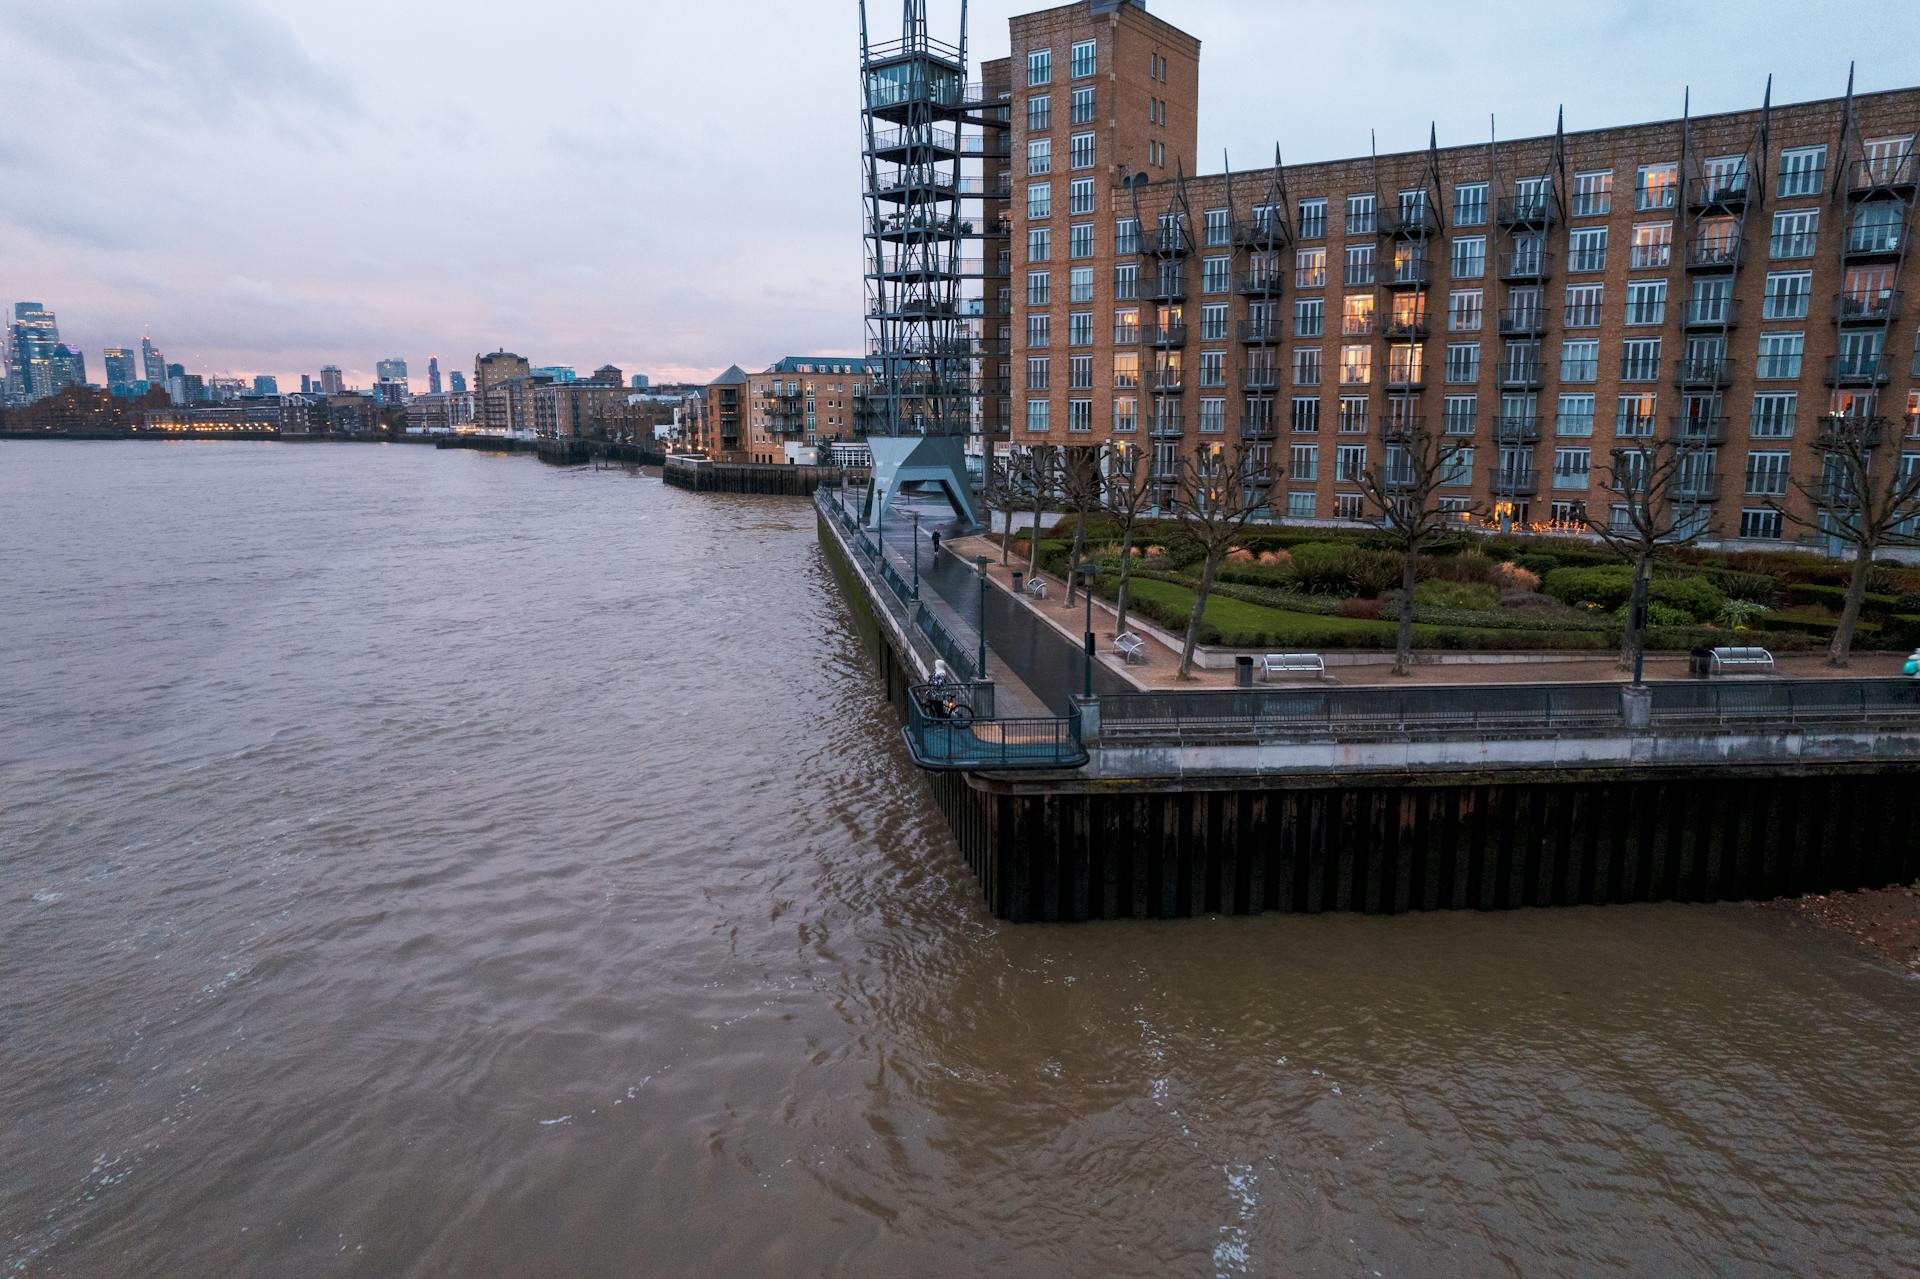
[863,434,980,531]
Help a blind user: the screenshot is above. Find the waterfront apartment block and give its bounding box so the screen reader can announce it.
[687,357,877,463]
[1000,0,1920,546]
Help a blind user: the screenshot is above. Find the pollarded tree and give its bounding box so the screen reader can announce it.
[1777,413,1920,667]
[1010,442,1061,582]
[1060,445,1103,604]
[1588,435,1716,683]
[1105,441,1155,638]
[1171,443,1276,678]
[1355,417,1477,677]
[974,440,1019,565]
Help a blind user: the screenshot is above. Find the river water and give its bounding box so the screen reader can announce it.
[2,441,1917,1278]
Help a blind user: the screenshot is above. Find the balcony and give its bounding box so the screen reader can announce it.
[1237,417,1277,440]
[1847,153,1918,197]
[1243,369,1281,392]
[1497,194,1556,227]
[1498,307,1548,336]
[1826,353,1891,386]
[1843,229,1905,261]
[1833,290,1903,325]
[1684,237,1743,272]
[1233,219,1293,249]
[1146,274,1187,302]
[1382,365,1426,391]
[1140,228,1193,256]
[1239,320,1281,345]
[1148,322,1188,348]
[1339,314,1376,338]
[1815,415,1889,447]
[1378,204,1442,238]
[1380,416,1427,443]
[1498,251,1553,282]
[1382,466,1420,493]
[1380,310,1430,340]
[1488,467,1539,497]
[1669,416,1729,445]
[1689,174,1751,211]
[1684,298,1741,328]
[1495,359,1543,389]
[1492,414,1541,444]
[1149,416,1184,436]
[1674,356,1734,388]
[1150,372,1186,394]
[1237,270,1284,295]
[1380,257,1433,288]
[1673,470,1724,502]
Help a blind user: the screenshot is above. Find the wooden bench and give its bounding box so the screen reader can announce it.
[1262,652,1327,682]
[1023,575,1048,599]
[1709,646,1774,674]
[1113,632,1147,665]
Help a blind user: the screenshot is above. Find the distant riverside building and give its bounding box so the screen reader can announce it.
[988,0,1920,546]
[103,347,136,392]
[6,303,62,402]
[141,336,165,386]
[684,358,874,462]
[630,373,650,389]
[300,373,313,394]
[254,375,279,396]
[427,357,442,395]
[531,378,632,437]
[319,366,346,395]
[474,350,531,431]
[687,365,748,457]
[375,358,408,395]
[531,365,577,384]
[449,370,468,394]
[375,379,407,406]
[405,393,454,433]
[208,376,247,402]
[591,364,624,386]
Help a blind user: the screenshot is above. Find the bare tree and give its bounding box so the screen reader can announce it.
[1356,418,1475,676]
[1059,445,1103,604]
[1775,414,1920,666]
[974,440,1018,565]
[1105,442,1155,637]
[1010,443,1061,582]
[1587,436,1715,683]
[1171,443,1275,678]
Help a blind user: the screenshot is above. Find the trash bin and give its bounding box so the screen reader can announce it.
[1689,646,1713,678]
[1235,655,1254,688]
[1011,572,1024,596]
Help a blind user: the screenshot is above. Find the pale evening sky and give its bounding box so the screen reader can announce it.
[1,0,1911,389]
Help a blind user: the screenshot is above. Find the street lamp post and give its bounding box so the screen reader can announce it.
[1078,561,1099,698]
[911,510,921,599]
[973,555,989,679]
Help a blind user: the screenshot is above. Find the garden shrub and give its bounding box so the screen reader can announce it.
[1416,579,1500,611]
[1543,565,1635,609]
[1289,543,1354,594]
[1343,547,1403,598]
[1491,562,1542,593]
[1515,553,1561,578]
[1336,597,1382,620]
[1648,576,1727,623]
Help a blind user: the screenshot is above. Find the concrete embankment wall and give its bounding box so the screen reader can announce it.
[667,457,862,495]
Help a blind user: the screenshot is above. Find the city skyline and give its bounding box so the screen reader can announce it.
[1,0,1911,387]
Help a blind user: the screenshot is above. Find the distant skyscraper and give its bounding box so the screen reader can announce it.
[448,370,467,394]
[630,373,650,390]
[427,356,442,396]
[141,335,165,386]
[301,373,313,394]
[319,365,345,395]
[253,375,279,396]
[375,358,408,397]
[7,302,60,402]
[103,347,136,392]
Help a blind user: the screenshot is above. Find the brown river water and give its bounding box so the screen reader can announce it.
[3,441,1918,1278]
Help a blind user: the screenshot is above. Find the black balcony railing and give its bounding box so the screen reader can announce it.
[1684,237,1743,271]
[1383,365,1426,390]
[1495,359,1543,388]
[1237,271,1284,294]
[1339,315,1376,338]
[1674,356,1734,387]
[1489,467,1539,496]
[1674,470,1723,502]
[1380,310,1430,339]
[1492,414,1541,443]
[1151,373,1185,393]
[1685,298,1741,327]
[1237,417,1277,439]
[1498,307,1548,336]
[1669,415,1729,444]
[1826,354,1891,385]
[1843,229,1905,259]
[1146,274,1187,301]
[1378,204,1443,237]
[1148,323,1188,347]
[1689,174,1750,210]
[1497,194,1555,226]
[1847,153,1918,194]
[1141,228,1193,256]
[1833,290,1903,325]
[1380,257,1433,287]
[1243,370,1280,391]
[1232,219,1293,249]
[1498,251,1552,281]
[1238,321,1281,345]
[1379,416,1427,442]
[1381,466,1420,492]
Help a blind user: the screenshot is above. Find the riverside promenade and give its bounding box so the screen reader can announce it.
[819,488,1920,922]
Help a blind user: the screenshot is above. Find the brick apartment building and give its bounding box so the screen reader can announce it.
[999,0,1919,547]
[686,357,878,462]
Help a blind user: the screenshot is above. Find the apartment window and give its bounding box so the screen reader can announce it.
[1058,397,1089,433]
[1560,340,1599,383]
[1341,294,1375,337]
[1445,343,1480,384]
[1294,297,1324,337]
[1025,397,1050,431]
[1338,344,1372,386]
[1113,262,1138,300]
[1026,313,1050,348]
[1778,145,1826,198]
[1443,395,1477,436]
[1616,393,1658,436]
[1113,396,1137,432]
[1282,490,1314,519]
[1572,169,1613,217]
[1297,198,1327,239]
[1756,332,1804,379]
[1620,338,1661,382]
[1293,348,1323,388]
[1568,227,1608,273]
[1337,397,1368,435]
[1068,312,1093,346]
[1204,208,1230,246]
[1554,447,1592,489]
[1454,182,1488,227]
[1851,201,1904,254]
[1451,236,1486,280]
[1028,49,1052,86]
[1112,350,1138,387]
[1441,446,1475,487]
[1202,255,1231,293]
[1343,244,1376,287]
[1445,289,1483,333]
[1067,353,1092,389]
[1326,442,1363,482]
[1557,393,1596,437]
[1027,270,1051,306]
[1027,356,1050,390]
[1149,140,1164,168]
[1069,223,1093,259]
[1637,162,1678,209]
[1071,39,1096,78]
[1746,450,1791,496]
[1345,193,1376,235]
[1027,183,1052,219]
[1069,267,1094,304]
[1191,398,1221,434]
[1763,271,1811,320]
[1740,508,1784,540]
[1624,280,1667,326]
[1071,86,1095,125]
[1198,350,1226,388]
[1296,248,1327,289]
[1751,391,1797,438]
[1028,227,1052,263]
[1027,94,1052,132]
[1068,178,1094,216]
[1564,283,1604,328]
[1027,138,1052,176]
[1289,443,1320,480]
[1291,396,1320,433]
[1199,302,1228,341]
[1630,222,1672,269]
[1069,132,1095,170]
[1115,217,1141,255]
[1771,208,1819,258]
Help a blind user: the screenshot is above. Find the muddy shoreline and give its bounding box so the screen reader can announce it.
[1771,881,1920,974]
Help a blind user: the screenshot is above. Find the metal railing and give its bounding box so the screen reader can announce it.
[904,686,1086,771]
[913,602,978,683]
